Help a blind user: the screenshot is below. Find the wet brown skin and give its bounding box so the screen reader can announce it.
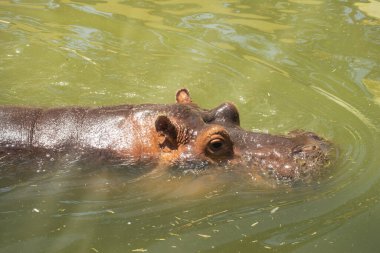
[0,89,332,184]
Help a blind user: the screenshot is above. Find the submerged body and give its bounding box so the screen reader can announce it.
[0,89,332,184]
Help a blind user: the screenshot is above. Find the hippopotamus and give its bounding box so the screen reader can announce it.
[0,89,332,184]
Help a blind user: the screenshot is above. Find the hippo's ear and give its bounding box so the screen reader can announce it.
[155,115,178,150]
[176,88,192,104]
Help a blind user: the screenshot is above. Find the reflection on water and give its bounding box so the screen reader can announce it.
[1,0,380,252]
[355,0,380,20]
[311,86,377,131]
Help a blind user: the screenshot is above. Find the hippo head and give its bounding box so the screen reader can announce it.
[153,89,332,184]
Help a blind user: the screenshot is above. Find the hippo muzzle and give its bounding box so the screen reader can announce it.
[234,130,332,183]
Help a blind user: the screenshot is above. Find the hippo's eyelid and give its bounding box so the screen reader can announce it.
[208,138,224,151]
[203,132,234,159]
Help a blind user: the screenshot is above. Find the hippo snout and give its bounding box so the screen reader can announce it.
[240,131,332,184]
[284,134,332,182]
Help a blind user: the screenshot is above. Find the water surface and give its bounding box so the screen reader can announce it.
[1,1,380,252]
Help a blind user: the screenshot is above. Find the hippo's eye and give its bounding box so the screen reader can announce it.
[196,127,233,160]
[208,138,224,152]
[205,134,233,158]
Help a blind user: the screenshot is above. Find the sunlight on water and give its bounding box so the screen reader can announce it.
[311,86,377,131]
[1,0,380,253]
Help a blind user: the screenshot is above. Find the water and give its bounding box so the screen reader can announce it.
[0,0,379,252]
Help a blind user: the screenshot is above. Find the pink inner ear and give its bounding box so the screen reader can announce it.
[176,88,192,104]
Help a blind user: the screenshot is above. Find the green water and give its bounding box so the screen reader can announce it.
[1,0,380,252]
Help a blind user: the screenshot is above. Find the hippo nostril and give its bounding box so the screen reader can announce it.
[292,144,320,156]
[302,145,318,152]
[292,146,303,154]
